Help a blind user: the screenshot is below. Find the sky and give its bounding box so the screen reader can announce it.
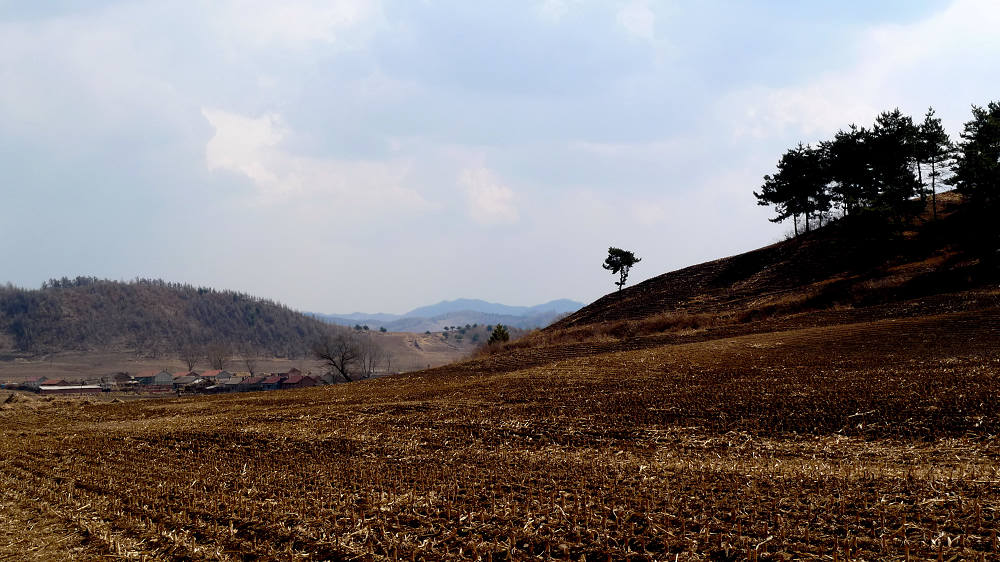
[2,0,998,314]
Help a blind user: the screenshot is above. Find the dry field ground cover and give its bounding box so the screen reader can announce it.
[3,296,1000,561]
[0,332,472,384]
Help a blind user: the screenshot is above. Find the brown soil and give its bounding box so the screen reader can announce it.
[2,193,998,560]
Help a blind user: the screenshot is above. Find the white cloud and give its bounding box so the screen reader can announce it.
[203,109,287,188]
[202,108,431,216]
[537,0,573,22]
[723,0,1000,141]
[616,0,656,41]
[207,0,381,50]
[459,167,519,225]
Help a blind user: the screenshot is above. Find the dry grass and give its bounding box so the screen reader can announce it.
[0,331,476,384]
[2,302,1000,560]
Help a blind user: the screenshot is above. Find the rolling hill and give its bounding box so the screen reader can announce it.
[0,278,333,357]
[0,280,534,380]
[550,191,993,333]
[4,193,1000,560]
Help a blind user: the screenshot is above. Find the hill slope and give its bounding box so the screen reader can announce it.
[4,196,1000,560]
[552,191,992,333]
[4,273,999,559]
[0,278,331,357]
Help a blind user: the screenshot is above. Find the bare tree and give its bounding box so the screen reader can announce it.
[357,333,392,379]
[237,344,259,375]
[205,343,231,370]
[180,344,201,371]
[313,330,362,383]
[243,352,259,376]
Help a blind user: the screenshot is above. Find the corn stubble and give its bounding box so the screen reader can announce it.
[2,309,1000,560]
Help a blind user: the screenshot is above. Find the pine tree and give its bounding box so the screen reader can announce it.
[869,108,920,223]
[487,324,510,346]
[754,143,830,235]
[951,101,1000,207]
[602,248,641,291]
[823,125,873,216]
[917,107,953,220]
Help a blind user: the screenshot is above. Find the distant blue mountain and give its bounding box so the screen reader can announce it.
[325,311,402,323]
[311,298,584,332]
[404,298,583,318]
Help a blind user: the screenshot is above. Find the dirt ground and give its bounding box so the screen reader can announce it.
[2,300,999,560]
[0,331,479,384]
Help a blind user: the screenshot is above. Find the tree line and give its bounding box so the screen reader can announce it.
[0,278,333,356]
[755,101,1000,234]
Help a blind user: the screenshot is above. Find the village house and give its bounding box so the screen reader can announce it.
[134,370,174,386]
[280,374,317,390]
[100,372,135,392]
[238,376,264,392]
[220,376,244,393]
[172,375,209,392]
[23,376,48,390]
[40,379,71,387]
[199,370,233,383]
[260,375,284,391]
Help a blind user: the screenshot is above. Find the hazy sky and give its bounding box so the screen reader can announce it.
[2,0,997,314]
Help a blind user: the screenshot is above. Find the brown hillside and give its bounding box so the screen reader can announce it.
[553,191,980,331]
[4,193,1000,560]
[3,290,1000,559]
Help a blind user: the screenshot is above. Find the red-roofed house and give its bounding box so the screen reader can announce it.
[40,379,70,387]
[238,377,264,392]
[280,375,317,390]
[261,375,284,391]
[23,376,48,390]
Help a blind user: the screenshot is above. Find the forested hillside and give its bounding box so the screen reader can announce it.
[0,278,332,357]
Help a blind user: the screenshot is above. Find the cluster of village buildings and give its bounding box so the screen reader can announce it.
[14,368,325,396]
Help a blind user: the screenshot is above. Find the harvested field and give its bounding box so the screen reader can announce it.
[2,298,1000,560]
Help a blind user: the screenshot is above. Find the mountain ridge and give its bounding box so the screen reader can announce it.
[312,298,583,331]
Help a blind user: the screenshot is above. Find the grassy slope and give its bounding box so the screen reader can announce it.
[2,194,1000,560]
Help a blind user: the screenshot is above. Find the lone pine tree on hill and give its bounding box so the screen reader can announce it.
[487,324,510,345]
[603,247,641,292]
